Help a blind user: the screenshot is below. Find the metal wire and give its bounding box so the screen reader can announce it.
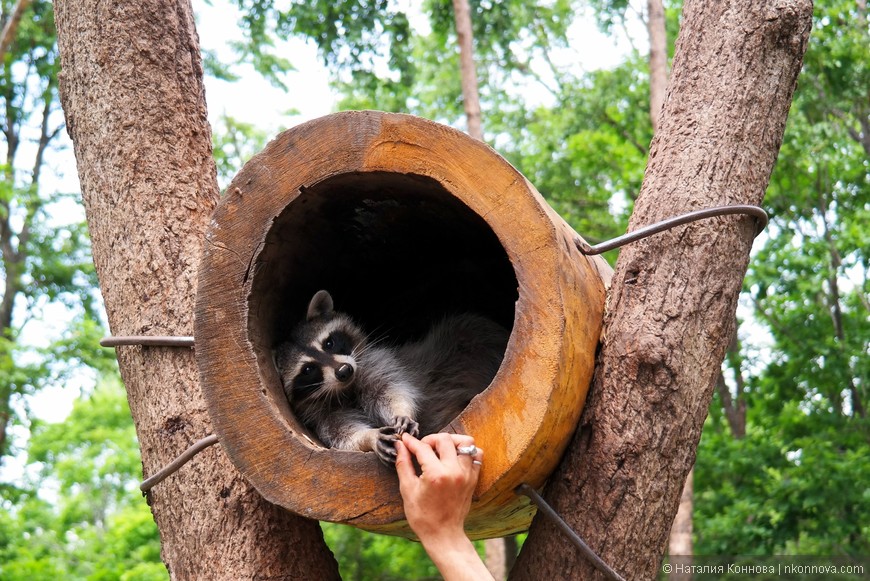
[99,334,204,490]
[575,204,768,255]
[100,336,195,348]
[135,436,626,581]
[140,434,220,492]
[516,484,627,581]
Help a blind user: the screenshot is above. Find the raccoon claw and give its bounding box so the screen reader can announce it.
[373,417,418,465]
[391,416,420,438]
[375,426,401,465]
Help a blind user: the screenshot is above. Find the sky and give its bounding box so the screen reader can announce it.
[195,0,336,129]
[194,0,641,130]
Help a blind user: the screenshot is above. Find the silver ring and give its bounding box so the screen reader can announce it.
[473,460,483,466]
[457,445,481,456]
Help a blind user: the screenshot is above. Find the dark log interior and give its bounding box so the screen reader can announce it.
[247,170,518,432]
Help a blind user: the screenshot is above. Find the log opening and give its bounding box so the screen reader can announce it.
[248,170,518,437]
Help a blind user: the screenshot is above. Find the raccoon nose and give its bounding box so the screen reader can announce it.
[335,363,354,382]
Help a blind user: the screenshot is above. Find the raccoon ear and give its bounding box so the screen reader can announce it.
[307,290,334,320]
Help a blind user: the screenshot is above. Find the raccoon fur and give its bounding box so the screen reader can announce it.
[274,290,508,464]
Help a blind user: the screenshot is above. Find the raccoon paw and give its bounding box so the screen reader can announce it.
[375,426,401,465]
[391,416,420,439]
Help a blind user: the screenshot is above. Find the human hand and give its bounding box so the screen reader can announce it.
[395,433,492,580]
[395,432,482,540]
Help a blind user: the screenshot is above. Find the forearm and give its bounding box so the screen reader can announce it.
[419,531,494,581]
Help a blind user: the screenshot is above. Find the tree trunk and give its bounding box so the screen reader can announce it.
[718,324,748,439]
[485,536,507,580]
[0,0,33,63]
[647,0,668,133]
[668,468,694,581]
[645,3,697,567]
[510,1,812,579]
[53,1,339,578]
[452,0,483,141]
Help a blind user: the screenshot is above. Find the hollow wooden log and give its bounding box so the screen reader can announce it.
[195,110,611,539]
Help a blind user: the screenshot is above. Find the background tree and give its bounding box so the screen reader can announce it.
[0,0,32,62]
[694,0,869,556]
[1,0,98,465]
[451,0,483,140]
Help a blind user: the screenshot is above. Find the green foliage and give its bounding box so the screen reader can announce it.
[697,408,870,555]
[334,28,463,123]
[321,523,444,580]
[0,379,166,580]
[320,523,494,580]
[490,59,651,251]
[425,0,575,64]
[746,1,868,422]
[1,0,101,460]
[211,114,273,189]
[586,0,632,32]
[229,0,414,91]
[332,0,634,251]
[694,0,869,557]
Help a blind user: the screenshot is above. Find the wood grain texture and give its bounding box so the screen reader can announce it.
[195,111,611,539]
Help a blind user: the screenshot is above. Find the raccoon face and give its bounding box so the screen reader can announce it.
[275,291,367,410]
[279,324,364,404]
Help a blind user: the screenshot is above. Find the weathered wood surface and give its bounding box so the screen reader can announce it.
[195,110,611,538]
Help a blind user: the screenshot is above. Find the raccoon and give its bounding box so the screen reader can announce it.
[274,290,509,465]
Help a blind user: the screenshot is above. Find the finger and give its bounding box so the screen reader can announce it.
[421,432,474,449]
[423,432,460,463]
[471,447,484,470]
[423,433,481,464]
[458,448,483,473]
[394,440,417,485]
[401,433,440,468]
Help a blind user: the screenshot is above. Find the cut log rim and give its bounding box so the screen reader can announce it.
[194,110,609,538]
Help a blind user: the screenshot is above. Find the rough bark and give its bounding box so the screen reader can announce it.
[53,1,339,578]
[452,0,483,141]
[647,0,668,133]
[510,1,812,580]
[645,3,697,564]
